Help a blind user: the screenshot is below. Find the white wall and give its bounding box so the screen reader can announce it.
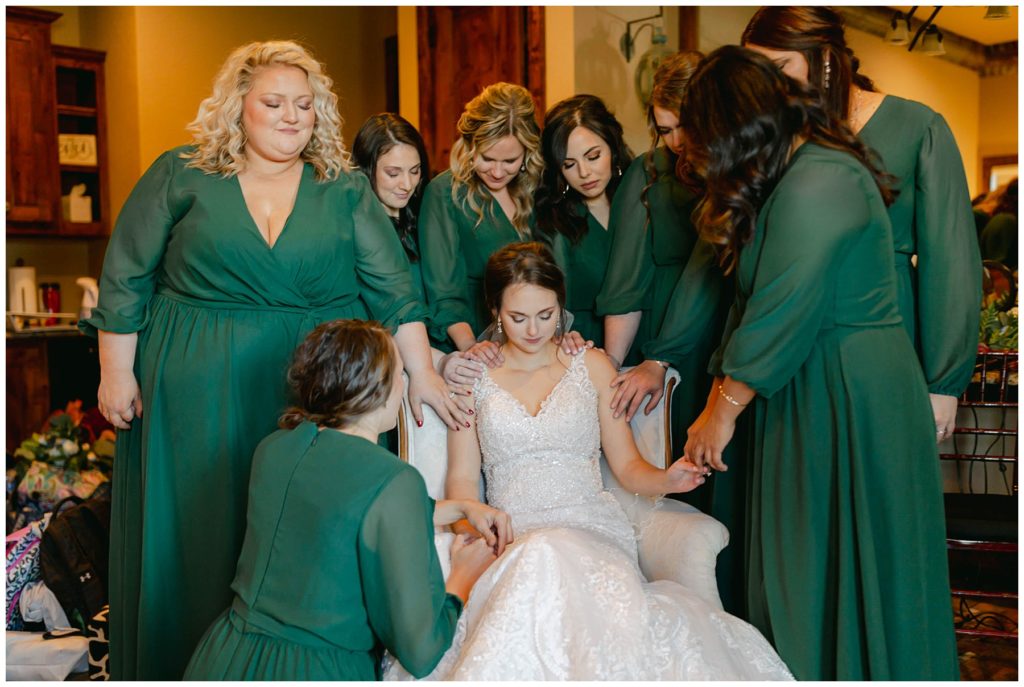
[572,6,680,154]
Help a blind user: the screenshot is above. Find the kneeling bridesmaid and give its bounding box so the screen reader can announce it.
[185,320,506,681]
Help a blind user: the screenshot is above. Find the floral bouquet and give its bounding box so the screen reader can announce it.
[10,404,114,513]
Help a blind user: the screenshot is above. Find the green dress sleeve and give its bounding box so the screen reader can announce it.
[350,174,428,331]
[80,150,179,337]
[643,239,726,367]
[596,155,654,315]
[359,467,462,679]
[720,162,870,398]
[913,114,983,397]
[418,176,474,342]
[707,299,741,378]
[979,213,1018,270]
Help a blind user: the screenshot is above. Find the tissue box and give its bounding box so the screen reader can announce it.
[61,193,92,223]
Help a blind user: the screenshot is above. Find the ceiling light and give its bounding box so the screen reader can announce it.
[984,6,1011,20]
[917,25,946,56]
[885,11,910,45]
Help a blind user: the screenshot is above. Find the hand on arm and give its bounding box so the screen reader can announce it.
[97,331,142,429]
[434,499,513,556]
[609,359,667,422]
[395,322,469,431]
[445,535,497,603]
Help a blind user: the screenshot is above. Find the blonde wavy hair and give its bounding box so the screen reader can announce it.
[449,82,542,237]
[181,40,349,181]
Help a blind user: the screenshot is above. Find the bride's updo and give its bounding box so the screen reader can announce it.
[279,319,397,429]
[484,241,568,337]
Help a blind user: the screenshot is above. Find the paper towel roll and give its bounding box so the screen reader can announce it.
[8,266,37,312]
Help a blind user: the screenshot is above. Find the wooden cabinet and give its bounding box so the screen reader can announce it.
[5,9,109,237]
[5,7,60,227]
[53,46,109,236]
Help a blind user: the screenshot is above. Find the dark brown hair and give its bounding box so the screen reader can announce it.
[644,51,703,206]
[536,95,633,245]
[279,319,397,429]
[484,242,567,337]
[351,113,430,263]
[680,46,894,273]
[742,6,876,122]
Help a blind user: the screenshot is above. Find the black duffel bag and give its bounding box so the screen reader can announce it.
[39,484,110,631]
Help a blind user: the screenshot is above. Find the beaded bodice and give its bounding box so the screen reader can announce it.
[473,351,637,557]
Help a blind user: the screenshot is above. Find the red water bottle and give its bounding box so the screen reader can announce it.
[40,283,60,326]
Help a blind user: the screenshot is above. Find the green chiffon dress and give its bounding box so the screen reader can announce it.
[545,207,613,347]
[859,95,981,398]
[594,150,712,474]
[642,239,742,613]
[712,144,957,680]
[596,148,701,365]
[184,424,462,680]
[418,170,530,350]
[81,147,427,680]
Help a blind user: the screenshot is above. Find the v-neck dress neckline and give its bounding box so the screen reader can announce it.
[234,162,311,251]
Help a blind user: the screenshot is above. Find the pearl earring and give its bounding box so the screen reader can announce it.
[496,319,503,335]
[823,55,831,91]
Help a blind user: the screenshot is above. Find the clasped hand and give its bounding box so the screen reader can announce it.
[459,501,514,556]
[683,406,735,473]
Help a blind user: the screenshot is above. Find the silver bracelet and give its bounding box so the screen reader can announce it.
[717,383,748,407]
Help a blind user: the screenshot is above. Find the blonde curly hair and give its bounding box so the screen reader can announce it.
[450,82,542,237]
[181,40,349,181]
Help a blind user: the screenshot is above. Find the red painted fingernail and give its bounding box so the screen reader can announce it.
[468,409,474,415]
[465,421,471,428]
[416,420,423,427]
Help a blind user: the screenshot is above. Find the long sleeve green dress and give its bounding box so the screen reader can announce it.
[711,144,957,680]
[418,170,530,350]
[859,96,982,398]
[80,147,427,680]
[544,207,613,347]
[641,239,745,615]
[595,148,701,365]
[184,423,462,680]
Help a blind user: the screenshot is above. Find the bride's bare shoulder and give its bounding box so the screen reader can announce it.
[581,347,616,387]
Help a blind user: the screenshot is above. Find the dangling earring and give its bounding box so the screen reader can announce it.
[520,163,526,173]
[823,53,832,91]
[616,165,622,177]
[496,319,503,336]
[561,184,569,198]
[555,315,563,338]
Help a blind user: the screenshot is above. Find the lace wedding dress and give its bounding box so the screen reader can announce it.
[385,351,793,680]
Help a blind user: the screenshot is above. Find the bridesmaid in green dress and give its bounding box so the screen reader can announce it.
[535,95,634,348]
[597,51,705,375]
[680,46,957,680]
[185,320,506,681]
[419,82,542,356]
[743,5,982,442]
[352,113,431,301]
[85,42,465,680]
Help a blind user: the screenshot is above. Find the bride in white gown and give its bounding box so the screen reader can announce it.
[386,243,792,681]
